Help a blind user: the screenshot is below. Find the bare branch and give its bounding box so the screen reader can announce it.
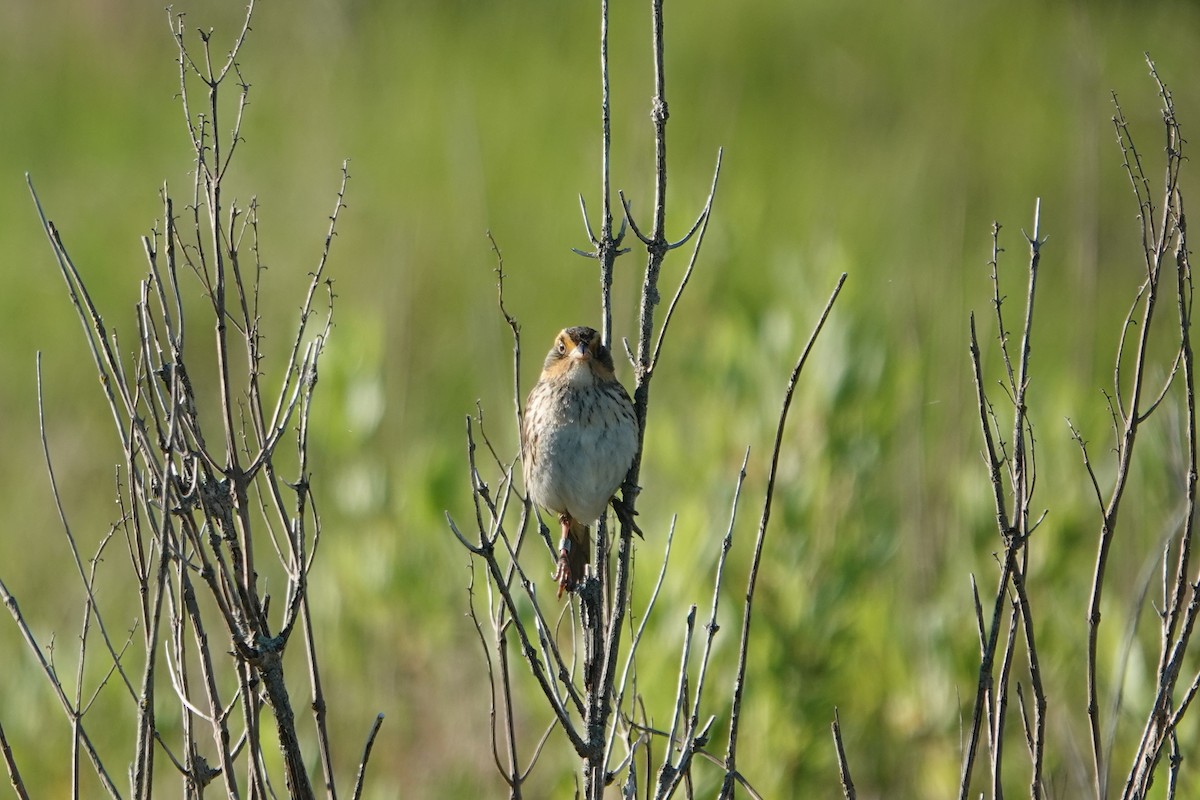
[831,709,856,800]
[0,719,29,800]
[721,273,847,795]
[350,714,385,800]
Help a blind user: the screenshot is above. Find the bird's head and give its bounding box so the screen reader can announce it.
[542,326,617,381]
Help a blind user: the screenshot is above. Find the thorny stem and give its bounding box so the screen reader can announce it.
[1088,70,1182,799]
[961,200,1046,800]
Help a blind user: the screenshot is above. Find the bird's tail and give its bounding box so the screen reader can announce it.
[555,518,591,598]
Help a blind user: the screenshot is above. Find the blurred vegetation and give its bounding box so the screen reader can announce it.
[3,0,1200,797]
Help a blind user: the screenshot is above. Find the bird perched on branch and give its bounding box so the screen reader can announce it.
[522,326,639,597]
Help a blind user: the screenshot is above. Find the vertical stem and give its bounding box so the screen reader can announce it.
[598,0,615,347]
[629,0,669,480]
[1087,225,1163,800]
[259,652,316,798]
[649,0,667,240]
[591,2,670,796]
[586,3,618,797]
[1011,200,1042,542]
[720,275,846,797]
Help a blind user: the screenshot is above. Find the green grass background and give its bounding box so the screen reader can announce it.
[3,0,1200,797]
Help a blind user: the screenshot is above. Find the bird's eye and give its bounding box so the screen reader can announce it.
[555,341,567,356]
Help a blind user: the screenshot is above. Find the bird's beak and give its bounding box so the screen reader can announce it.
[570,342,591,362]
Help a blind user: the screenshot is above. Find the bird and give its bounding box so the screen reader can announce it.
[522,326,639,597]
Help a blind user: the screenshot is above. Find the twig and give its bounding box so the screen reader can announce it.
[649,149,723,373]
[0,575,121,799]
[990,597,1020,797]
[720,273,846,797]
[447,512,589,755]
[651,450,749,797]
[606,516,678,767]
[0,718,29,800]
[1089,65,1182,799]
[350,714,385,800]
[653,605,697,796]
[831,708,856,800]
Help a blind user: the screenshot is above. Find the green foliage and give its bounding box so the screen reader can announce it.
[4,0,1200,796]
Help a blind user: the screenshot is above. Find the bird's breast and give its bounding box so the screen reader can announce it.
[522,380,638,523]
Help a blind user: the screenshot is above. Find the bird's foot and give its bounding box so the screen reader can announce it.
[611,494,643,538]
[553,536,573,599]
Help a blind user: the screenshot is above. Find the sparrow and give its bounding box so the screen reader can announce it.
[521,326,639,597]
